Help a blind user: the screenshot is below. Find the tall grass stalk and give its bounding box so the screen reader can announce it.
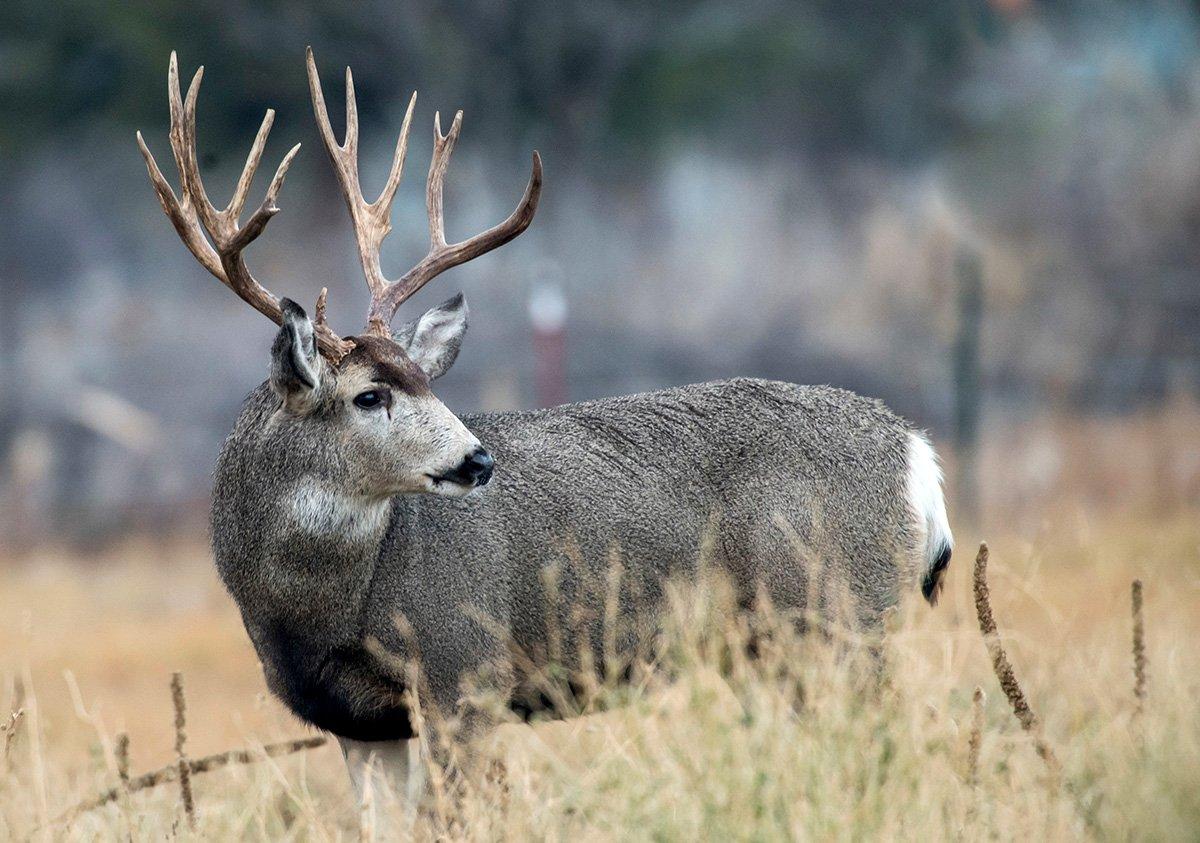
[170,672,196,828]
[1131,579,1148,716]
[972,542,1061,778]
[1,708,23,769]
[967,686,985,789]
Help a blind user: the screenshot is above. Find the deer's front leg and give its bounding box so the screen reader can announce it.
[338,736,426,829]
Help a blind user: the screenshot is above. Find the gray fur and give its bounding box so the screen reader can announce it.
[213,330,944,743]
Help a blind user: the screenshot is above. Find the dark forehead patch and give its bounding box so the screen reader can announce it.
[346,335,431,396]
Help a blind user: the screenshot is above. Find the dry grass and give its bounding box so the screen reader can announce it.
[1,512,1198,840]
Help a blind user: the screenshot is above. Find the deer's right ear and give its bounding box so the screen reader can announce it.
[394,293,469,380]
[271,298,323,407]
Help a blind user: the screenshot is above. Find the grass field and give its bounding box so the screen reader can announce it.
[1,510,1198,840]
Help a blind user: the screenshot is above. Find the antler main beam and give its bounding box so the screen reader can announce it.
[137,52,354,363]
[306,47,542,337]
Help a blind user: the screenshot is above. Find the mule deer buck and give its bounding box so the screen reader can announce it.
[137,50,953,806]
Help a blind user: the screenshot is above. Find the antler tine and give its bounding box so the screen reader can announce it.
[365,146,542,335]
[173,58,222,238]
[378,92,418,217]
[344,66,359,158]
[138,51,354,363]
[314,286,330,329]
[164,55,195,208]
[228,142,302,253]
[227,109,275,221]
[426,109,464,250]
[139,54,223,281]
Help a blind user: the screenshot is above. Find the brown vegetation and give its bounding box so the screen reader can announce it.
[1,511,1197,839]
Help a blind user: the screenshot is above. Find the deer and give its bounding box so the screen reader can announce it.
[136,49,953,809]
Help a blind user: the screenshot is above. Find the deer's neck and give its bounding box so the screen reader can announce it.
[264,480,394,629]
[223,480,413,743]
[218,478,392,642]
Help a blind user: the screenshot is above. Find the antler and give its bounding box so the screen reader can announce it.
[306,47,542,337]
[137,52,354,362]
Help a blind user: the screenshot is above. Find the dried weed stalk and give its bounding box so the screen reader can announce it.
[59,735,328,822]
[967,686,985,789]
[972,542,1061,777]
[1131,579,1148,716]
[2,707,25,767]
[115,732,130,785]
[170,672,196,828]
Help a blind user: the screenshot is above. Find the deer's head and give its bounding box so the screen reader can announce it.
[137,49,540,499]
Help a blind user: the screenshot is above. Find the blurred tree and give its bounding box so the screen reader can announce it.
[0,0,997,166]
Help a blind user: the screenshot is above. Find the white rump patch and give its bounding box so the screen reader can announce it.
[906,432,953,588]
[287,480,390,542]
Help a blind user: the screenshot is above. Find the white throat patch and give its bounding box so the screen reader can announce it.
[287,480,391,542]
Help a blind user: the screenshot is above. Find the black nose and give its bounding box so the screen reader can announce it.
[452,447,494,486]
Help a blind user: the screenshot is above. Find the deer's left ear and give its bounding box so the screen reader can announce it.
[270,298,325,411]
[394,293,469,380]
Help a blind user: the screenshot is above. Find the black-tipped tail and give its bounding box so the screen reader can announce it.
[921,543,952,606]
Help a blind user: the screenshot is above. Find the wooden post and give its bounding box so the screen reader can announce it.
[953,246,983,526]
[529,283,568,408]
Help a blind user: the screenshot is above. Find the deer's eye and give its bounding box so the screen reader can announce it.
[353,390,386,410]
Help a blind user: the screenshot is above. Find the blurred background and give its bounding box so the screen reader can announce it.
[2,0,1199,553]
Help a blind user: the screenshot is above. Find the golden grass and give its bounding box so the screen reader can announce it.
[1,512,1198,840]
